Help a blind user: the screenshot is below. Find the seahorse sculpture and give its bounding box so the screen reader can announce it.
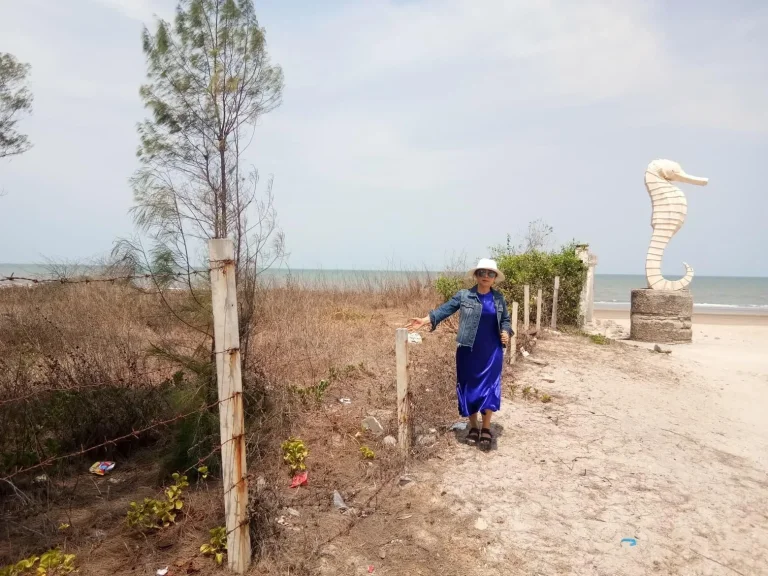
[644,159,708,291]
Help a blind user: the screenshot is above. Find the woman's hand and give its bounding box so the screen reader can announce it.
[500,331,510,347]
[406,316,430,331]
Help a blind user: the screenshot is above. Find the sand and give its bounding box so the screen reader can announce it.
[321,314,768,575]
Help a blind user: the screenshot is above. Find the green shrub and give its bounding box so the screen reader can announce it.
[126,472,189,531]
[435,275,465,303]
[494,243,586,326]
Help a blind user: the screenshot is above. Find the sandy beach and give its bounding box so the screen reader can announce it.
[317,311,768,575]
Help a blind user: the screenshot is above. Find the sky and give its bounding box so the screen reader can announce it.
[1,0,767,275]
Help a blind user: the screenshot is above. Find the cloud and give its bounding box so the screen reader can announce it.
[270,0,766,132]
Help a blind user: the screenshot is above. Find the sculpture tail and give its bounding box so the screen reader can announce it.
[646,229,694,291]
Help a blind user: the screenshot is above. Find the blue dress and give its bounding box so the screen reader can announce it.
[456,291,503,417]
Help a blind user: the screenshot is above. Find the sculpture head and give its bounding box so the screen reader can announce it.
[649,159,708,186]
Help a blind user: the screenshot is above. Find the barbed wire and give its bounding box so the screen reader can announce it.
[0,392,240,481]
[0,268,215,286]
[0,362,192,407]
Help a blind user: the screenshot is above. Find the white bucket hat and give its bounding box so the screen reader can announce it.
[468,258,505,282]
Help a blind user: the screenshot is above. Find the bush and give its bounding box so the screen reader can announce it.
[435,275,465,303]
[494,243,586,327]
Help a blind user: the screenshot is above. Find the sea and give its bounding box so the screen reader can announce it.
[1,264,766,314]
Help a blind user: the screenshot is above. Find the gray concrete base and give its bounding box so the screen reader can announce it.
[630,289,693,343]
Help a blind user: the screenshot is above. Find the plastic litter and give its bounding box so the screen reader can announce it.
[156,568,169,576]
[449,422,467,431]
[338,398,352,405]
[89,461,115,476]
[368,566,375,574]
[332,490,348,510]
[407,333,422,344]
[620,538,637,547]
[521,349,530,357]
[290,471,308,488]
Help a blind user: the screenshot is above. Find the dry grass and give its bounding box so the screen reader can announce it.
[0,273,461,573]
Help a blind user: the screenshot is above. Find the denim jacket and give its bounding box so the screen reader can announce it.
[429,287,513,349]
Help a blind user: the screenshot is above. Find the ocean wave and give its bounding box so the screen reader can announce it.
[595,301,768,309]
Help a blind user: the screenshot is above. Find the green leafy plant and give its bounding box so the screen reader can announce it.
[490,225,587,326]
[38,550,76,575]
[127,472,189,530]
[521,386,532,400]
[290,379,330,403]
[359,446,375,460]
[200,526,227,565]
[281,437,308,473]
[435,275,465,303]
[0,556,38,576]
[541,394,552,403]
[0,549,75,576]
[589,334,609,345]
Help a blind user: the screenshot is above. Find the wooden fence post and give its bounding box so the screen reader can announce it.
[509,301,519,365]
[395,328,410,456]
[551,276,560,329]
[523,285,530,332]
[536,288,543,333]
[209,239,250,574]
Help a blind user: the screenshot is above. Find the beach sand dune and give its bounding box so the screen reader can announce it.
[320,316,768,575]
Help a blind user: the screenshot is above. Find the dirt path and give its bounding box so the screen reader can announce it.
[318,331,768,575]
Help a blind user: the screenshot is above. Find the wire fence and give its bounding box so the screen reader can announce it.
[0,269,213,286]
[0,393,238,482]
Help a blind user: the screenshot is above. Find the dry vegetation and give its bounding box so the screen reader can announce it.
[0,275,467,574]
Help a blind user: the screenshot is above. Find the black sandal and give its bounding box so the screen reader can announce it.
[466,427,480,443]
[478,428,493,451]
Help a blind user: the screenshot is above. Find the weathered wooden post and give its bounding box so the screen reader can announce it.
[209,239,250,574]
[535,288,543,333]
[395,328,410,456]
[523,285,530,332]
[509,301,519,365]
[551,276,560,329]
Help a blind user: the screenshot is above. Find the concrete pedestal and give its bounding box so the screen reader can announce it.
[630,289,693,343]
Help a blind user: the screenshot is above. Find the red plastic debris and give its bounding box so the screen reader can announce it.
[368,566,375,574]
[290,471,308,488]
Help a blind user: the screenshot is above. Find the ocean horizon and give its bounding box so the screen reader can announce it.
[1,264,766,312]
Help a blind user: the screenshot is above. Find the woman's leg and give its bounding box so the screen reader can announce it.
[479,410,494,450]
[469,412,480,429]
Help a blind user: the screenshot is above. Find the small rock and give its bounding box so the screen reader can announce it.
[383,435,397,447]
[333,490,348,510]
[362,416,385,436]
[88,529,107,541]
[398,475,415,487]
[428,428,437,434]
[475,517,488,531]
[449,421,467,431]
[653,344,671,355]
[320,544,338,558]
[417,434,437,446]
[379,549,386,560]
[543,378,555,384]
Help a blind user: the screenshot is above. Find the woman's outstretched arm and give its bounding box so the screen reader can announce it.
[407,291,462,331]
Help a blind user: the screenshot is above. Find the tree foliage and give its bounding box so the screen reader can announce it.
[0,53,33,160]
[112,2,286,464]
[114,0,286,365]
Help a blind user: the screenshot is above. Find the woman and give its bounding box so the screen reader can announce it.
[407,258,512,450]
